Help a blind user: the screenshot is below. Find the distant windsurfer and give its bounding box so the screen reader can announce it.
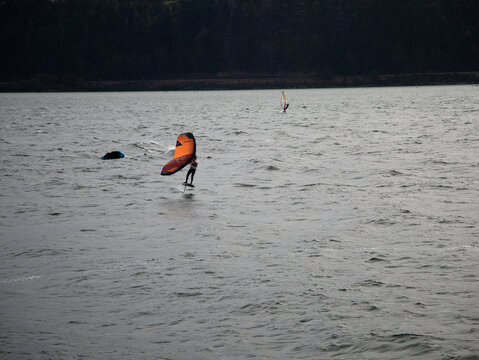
[281,91,289,112]
[185,156,198,184]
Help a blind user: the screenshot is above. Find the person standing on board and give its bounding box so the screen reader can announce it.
[185,156,198,184]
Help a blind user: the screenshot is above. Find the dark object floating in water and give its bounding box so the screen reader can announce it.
[101,151,125,160]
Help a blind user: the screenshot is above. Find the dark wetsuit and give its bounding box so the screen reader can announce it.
[185,158,198,184]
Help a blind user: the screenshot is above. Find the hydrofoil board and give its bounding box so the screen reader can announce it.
[178,182,194,194]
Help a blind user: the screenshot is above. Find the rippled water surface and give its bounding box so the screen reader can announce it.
[1,86,478,359]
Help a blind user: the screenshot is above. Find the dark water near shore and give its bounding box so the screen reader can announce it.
[1,86,478,359]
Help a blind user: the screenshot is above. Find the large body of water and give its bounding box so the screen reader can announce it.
[1,86,478,359]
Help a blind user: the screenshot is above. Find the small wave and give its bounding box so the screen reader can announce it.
[425,159,460,166]
[1,275,40,284]
[230,130,247,135]
[366,218,396,226]
[175,291,202,297]
[428,184,455,190]
[110,174,143,180]
[354,279,384,287]
[302,182,323,187]
[389,333,425,342]
[14,248,69,258]
[386,170,404,176]
[234,183,257,187]
[72,184,90,190]
[367,257,387,262]
[236,300,282,315]
[365,332,436,357]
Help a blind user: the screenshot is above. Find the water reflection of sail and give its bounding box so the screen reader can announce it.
[161,132,196,175]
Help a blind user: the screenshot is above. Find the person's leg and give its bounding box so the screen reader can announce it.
[186,169,192,183]
[189,170,195,184]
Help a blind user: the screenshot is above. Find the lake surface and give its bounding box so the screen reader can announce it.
[1,86,478,359]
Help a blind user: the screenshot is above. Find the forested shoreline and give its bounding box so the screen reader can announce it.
[1,0,478,91]
[2,71,479,92]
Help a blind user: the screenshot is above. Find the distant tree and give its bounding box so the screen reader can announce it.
[0,0,478,81]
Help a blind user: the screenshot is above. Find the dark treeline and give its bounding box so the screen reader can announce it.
[1,0,478,83]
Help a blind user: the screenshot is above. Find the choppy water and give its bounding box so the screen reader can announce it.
[1,86,478,359]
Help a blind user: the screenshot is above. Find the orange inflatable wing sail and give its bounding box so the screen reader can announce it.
[161,132,196,175]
